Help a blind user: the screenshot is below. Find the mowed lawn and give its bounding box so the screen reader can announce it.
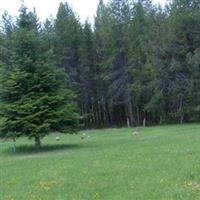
[1,124,200,200]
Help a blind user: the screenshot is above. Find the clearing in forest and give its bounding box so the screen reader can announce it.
[0,124,200,200]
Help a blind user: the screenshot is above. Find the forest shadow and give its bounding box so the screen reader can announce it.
[3,143,92,156]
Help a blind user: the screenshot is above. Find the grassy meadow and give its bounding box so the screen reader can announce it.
[1,124,200,200]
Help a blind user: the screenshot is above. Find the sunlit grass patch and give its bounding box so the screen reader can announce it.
[0,124,200,200]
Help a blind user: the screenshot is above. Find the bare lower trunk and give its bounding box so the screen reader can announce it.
[143,117,146,128]
[180,114,184,124]
[127,117,130,128]
[137,107,140,125]
[128,103,134,126]
[159,116,163,125]
[179,98,184,124]
[126,92,134,127]
[35,136,41,148]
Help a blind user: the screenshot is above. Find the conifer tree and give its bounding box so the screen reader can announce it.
[0,6,79,147]
[55,2,81,85]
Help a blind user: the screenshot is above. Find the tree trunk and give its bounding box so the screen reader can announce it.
[128,102,134,126]
[180,114,184,124]
[179,98,184,124]
[109,101,114,125]
[143,117,146,128]
[127,117,130,128]
[159,116,163,125]
[126,92,134,126]
[137,107,140,125]
[35,136,41,147]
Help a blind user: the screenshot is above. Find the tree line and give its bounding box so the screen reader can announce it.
[0,0,200,139]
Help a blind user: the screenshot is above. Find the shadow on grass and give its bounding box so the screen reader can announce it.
[3,143,89,156]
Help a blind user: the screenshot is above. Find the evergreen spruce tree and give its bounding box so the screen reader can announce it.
[79,21,96,126]
[0,6,79,147]
[55,2,81,85]
[94,0,119,126]
[108,0,134,126]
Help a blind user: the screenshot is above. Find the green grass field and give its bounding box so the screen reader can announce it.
[1,124,200,200]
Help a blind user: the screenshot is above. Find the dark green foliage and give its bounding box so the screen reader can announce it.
[0,6,79,145]
[55,2,81,84]
[0,0,199,132]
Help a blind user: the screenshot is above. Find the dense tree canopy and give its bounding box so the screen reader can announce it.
[0,0,199,138]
